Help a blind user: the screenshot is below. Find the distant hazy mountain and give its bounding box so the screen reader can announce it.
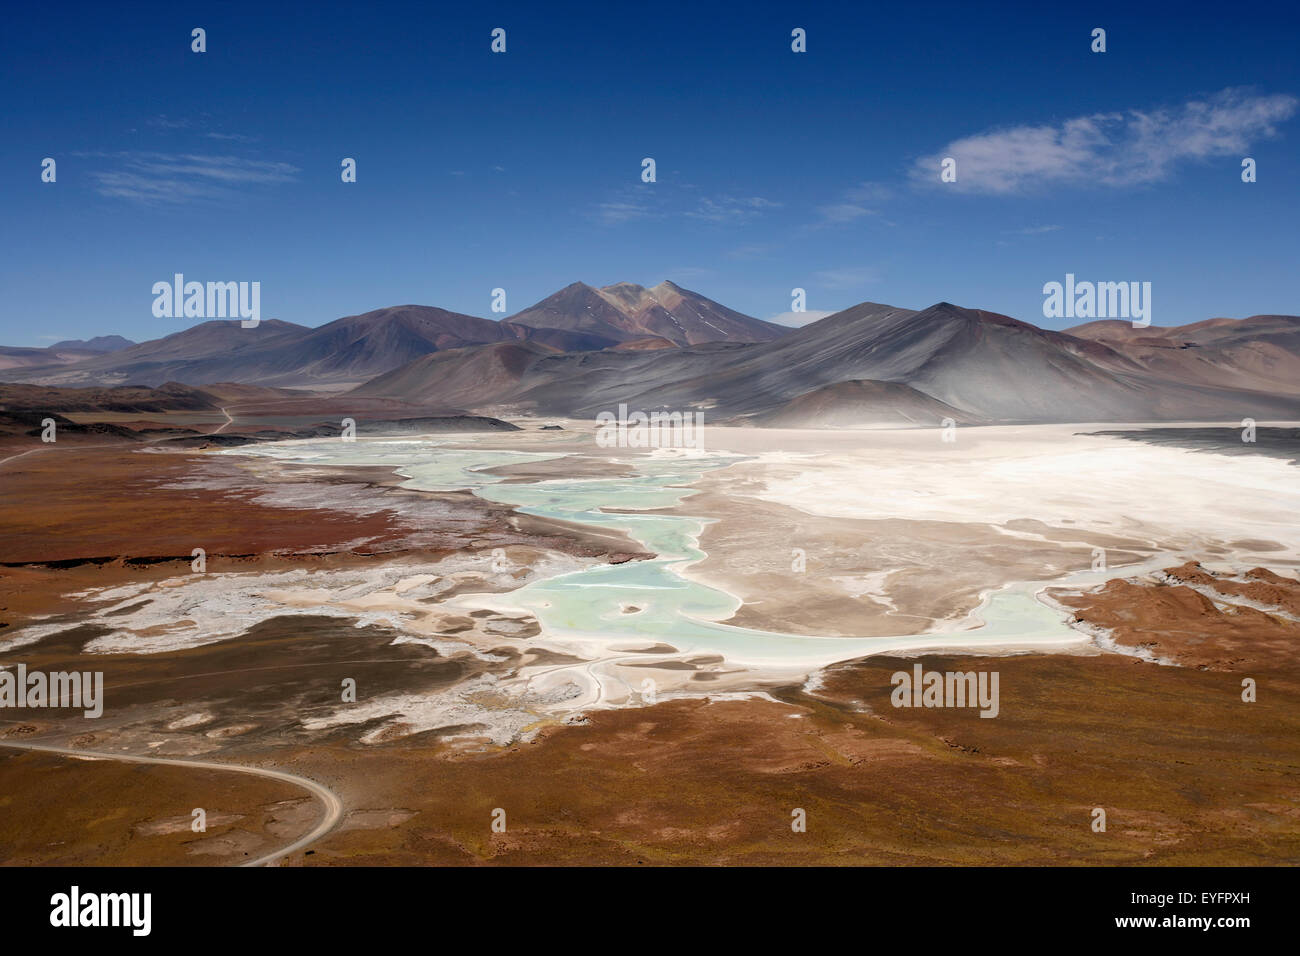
[356,301,1300,424]
[1,319,311,386]
[1067,314,1300,348]
[48,335,136,352]
[505,280,788,346]
[2,281,785,387]
[0,335,138,372]
[0,346,68,371]
[1066,314,1300,397]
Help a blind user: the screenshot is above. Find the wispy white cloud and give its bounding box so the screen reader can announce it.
[82,151,299,204]
[812,181,893,226]
[724,243,775,260]
[146,115,196,130]
[594,188,780,226]
[595,194,659,225]
[913,87,1298,193]
[816,203,877,224]
[814,266,881,289]
[145,113,257,143]
[685,195,781,223]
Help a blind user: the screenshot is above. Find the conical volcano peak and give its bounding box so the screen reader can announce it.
[506,281,789,346]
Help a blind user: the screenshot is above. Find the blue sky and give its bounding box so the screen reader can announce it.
[3,0,1298,346]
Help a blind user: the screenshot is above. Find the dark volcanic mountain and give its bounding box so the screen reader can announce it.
[355,341,556,409]
[265,305,515,384]
[355,302,1300,424]
[3,282,786,387]
[756,379,977,428]
[505,280,788,346]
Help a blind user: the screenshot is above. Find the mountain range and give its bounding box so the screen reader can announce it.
[4,282,1298,426]
[5,281,780,389]
[352,301,1300,424]
[0,334,136,372]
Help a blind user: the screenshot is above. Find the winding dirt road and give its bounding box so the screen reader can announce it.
[0,739,343,866]
[215,406,234,434]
